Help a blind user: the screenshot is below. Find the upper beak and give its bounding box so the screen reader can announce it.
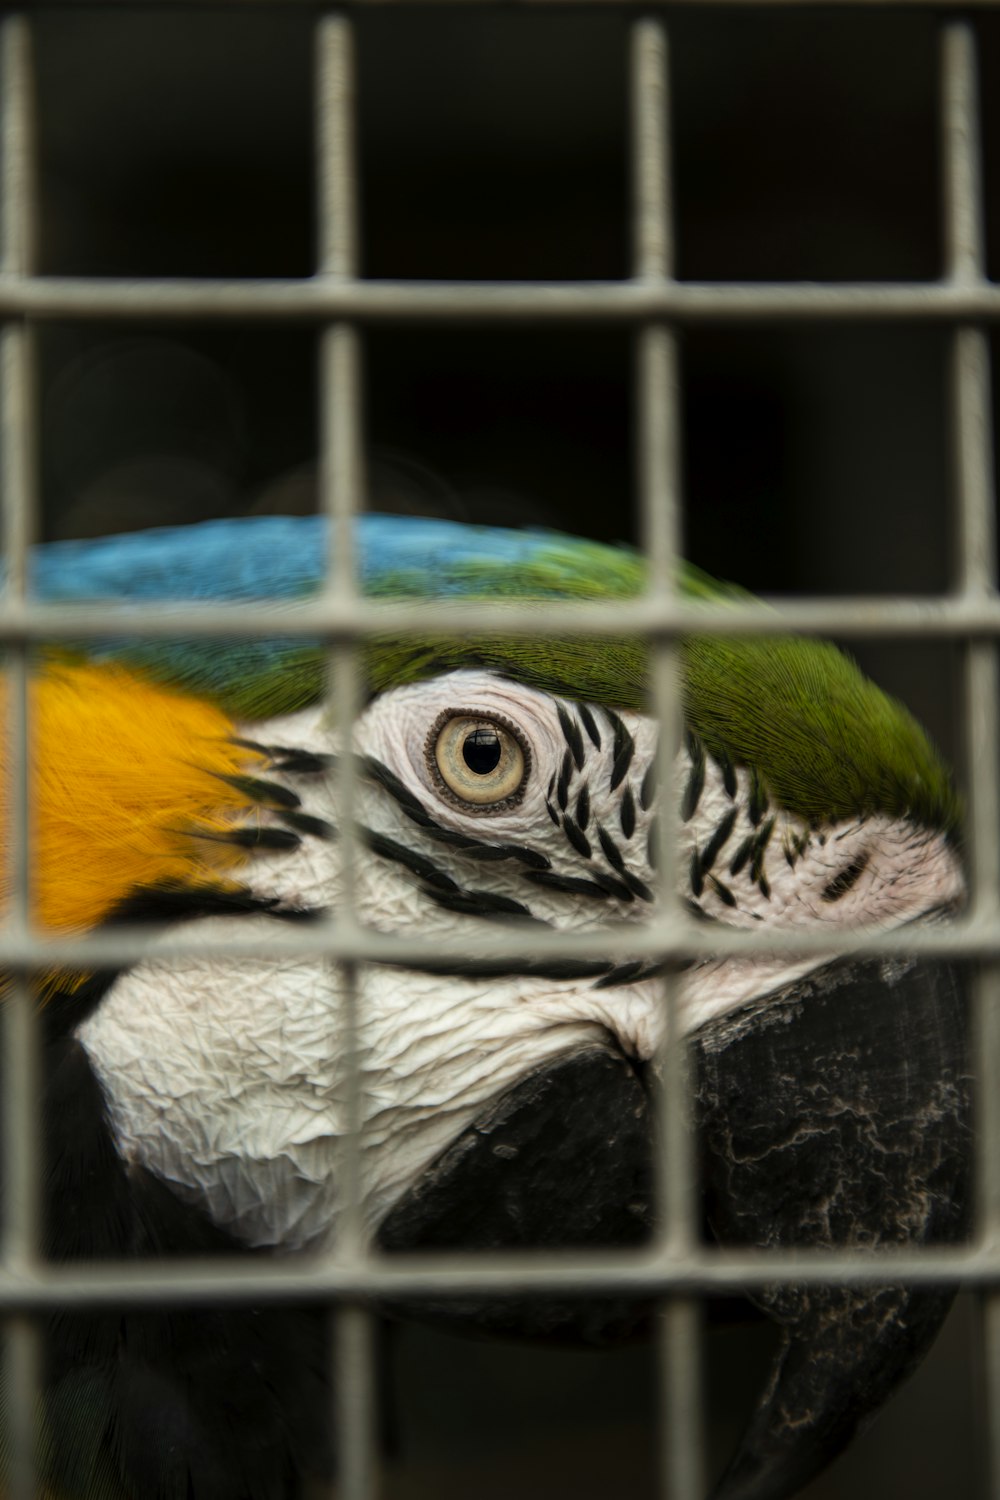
[698,951,971,1500]
[378,951,970,1500]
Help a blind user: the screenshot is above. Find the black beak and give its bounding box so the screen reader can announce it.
[697,952,971,1500]
[379,951,970,1500]
[378,1041,657,1344]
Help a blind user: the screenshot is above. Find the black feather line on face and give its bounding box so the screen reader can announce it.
[681,734,706,823]
[821,850,871,903]
[577,702,602,751]
[597,823,627,875]
[461,841,551,871]
[426,886,540,922]
[562,816,593,861]
[364,830,461,893]
[267,750,336,776]
[713,747,737,800]
[698,807,738,878]
[556,750,573,812]
[363,756,435,825]
[213,773,302,812]
[749,817,776,893]
[619,785,636,841]
[557,704,586,773]
[728,834,755,878]
[585,870,637,903]
[604,711,636,793]
[194,826,302,853]
[639,756,657,813]
[525,869,614,902]
[748,769,770,828]
[279,810,336,840]
[41,885,319,1039]
[615,868,653,903]
[230,738,336,777]
[707,873,738,908]
[364,756,551,871]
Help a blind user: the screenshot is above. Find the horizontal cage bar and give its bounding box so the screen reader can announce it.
[0,911,995,969]
[0,277,999,322]
[2,592,1000,639]
[0,1244,996,1313]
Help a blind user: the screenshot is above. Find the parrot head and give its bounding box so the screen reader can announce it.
[9,514,971,1500]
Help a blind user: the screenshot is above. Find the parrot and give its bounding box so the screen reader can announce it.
[0,512,970,1500]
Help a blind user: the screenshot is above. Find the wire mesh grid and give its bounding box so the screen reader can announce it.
[0,6,997,1499]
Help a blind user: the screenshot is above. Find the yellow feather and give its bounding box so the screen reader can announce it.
[1,661,263,933]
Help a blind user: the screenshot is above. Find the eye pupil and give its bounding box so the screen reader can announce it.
[463,728,502,774]
[430,711,528,809]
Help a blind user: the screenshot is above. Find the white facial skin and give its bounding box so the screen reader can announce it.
[76,670,964,1252]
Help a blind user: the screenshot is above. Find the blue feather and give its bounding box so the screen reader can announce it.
[29,514,623,604]
[23,515,645,719]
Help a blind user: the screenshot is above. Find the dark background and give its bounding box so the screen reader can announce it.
[28,7,999,1496]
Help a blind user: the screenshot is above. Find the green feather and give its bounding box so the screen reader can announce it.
[360,624,958,834]
[682,634,959,834]
[47,534,958,834]
[362,557,958,834]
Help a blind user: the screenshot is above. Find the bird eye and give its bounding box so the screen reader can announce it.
[430,713,528,807]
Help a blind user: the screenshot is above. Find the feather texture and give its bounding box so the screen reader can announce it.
[3,663,265,931]
[23,513,959,830]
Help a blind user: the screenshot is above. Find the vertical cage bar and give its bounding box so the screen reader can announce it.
[0,15,39,1500]
[942,22,986,289]
[942,22,998,1174]
[317,11,359,287]
[334,1302,378,1500]
[317,14,377,1500]
[318,10,364,1246]
[941,17,1000,1496]
[632,18,704,1500]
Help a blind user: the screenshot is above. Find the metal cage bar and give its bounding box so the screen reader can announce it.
[316,14,378,1500]
[940,19,1000,1497]
[0,1240,995,1306]
[2,277,1000,324]
[0,14,40,1499]
[0,911,994,982]
[631,17,706,1498]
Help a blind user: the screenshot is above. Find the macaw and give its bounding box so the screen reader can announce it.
[3,514,969,1500]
